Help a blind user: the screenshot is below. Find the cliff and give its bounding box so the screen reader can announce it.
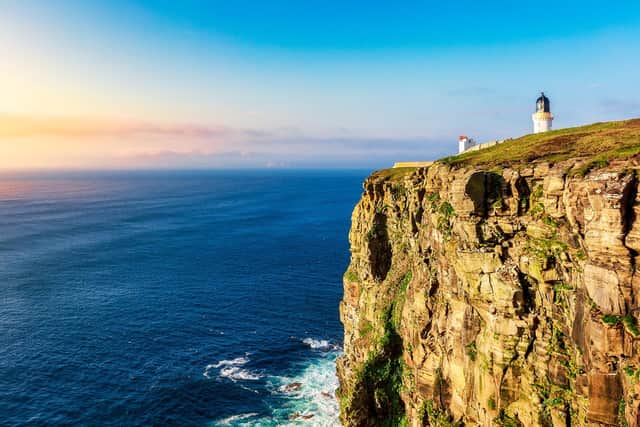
[337,119,640,426]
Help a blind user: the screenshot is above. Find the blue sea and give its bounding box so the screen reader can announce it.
[0,170,366,426]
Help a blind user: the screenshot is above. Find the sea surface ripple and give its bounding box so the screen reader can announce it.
[0,170,366,426]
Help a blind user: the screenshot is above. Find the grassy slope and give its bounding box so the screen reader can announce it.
[371,118,640,182]
[441,118,640,173]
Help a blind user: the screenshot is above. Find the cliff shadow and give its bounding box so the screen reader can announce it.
[465,171,507,217]
[368,212,392,282]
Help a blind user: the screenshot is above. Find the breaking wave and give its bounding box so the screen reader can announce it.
[203,356,262,381]
[267,353,341,426]
[212,339,342,426]
[219,366,262,382]
[216,413,259,426]
[301,337,341,352]
[207,357,249,370]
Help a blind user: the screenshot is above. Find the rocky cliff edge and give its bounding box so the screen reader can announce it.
[337,119,640,426]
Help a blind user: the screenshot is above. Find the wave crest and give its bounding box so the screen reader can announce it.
[219,366,262,382]
[216,412,258,426]
[210,357,249,369]
[203,356,261,381]
[302,337,340,351]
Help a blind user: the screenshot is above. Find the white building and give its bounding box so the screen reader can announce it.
[456,92,554,155]
[532,92,553,133]
[458,136,476,154]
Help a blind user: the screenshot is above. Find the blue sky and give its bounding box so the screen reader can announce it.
[1,1,640,169]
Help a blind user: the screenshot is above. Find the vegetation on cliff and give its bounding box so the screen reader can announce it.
[440,118,640,173]
[338,119,640,426]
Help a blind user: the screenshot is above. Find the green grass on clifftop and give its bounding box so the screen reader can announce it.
[370,167,417,182]
[441,118,640,172]
[373,118,640,182]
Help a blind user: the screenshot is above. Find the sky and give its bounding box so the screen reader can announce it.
[1,0,640,169]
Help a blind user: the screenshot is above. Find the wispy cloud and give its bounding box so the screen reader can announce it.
[0,113,235,139]
[0,113,450,169]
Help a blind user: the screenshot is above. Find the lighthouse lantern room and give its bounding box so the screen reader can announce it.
[532,92,553,133]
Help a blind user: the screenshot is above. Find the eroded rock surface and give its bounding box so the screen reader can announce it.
[337,162,640,426]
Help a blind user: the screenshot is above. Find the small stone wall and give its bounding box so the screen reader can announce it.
[464,139,506,152]
[393,140,509,168]
[392,161,434,168]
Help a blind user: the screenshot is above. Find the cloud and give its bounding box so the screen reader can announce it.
[107,136,450,169]
[0,112,448,149]
[0,113,453,169]
[263,136,446,151]
[0,113,234,139]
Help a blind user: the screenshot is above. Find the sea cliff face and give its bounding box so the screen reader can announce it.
[337,159,640,426]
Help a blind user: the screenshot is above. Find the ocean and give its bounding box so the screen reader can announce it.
[0,170,367,426]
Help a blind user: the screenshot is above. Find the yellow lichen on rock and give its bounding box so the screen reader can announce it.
[337,156,640,426]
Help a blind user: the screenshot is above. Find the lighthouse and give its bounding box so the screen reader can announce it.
[458,136,476,153]
[532,92,553,133]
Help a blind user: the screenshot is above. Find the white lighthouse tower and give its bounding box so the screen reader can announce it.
[532,92,553,133]
[458,135,476,153]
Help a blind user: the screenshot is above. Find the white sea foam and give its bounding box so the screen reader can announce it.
[260,352,342,426]
[211,357,249,369]
[210,346,342,426]
[301,338,340,351]
[203,356,260,381]
[219,366,262,382]
[216,412,259,426]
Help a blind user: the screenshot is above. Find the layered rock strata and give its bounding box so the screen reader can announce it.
[337,160,640,426]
